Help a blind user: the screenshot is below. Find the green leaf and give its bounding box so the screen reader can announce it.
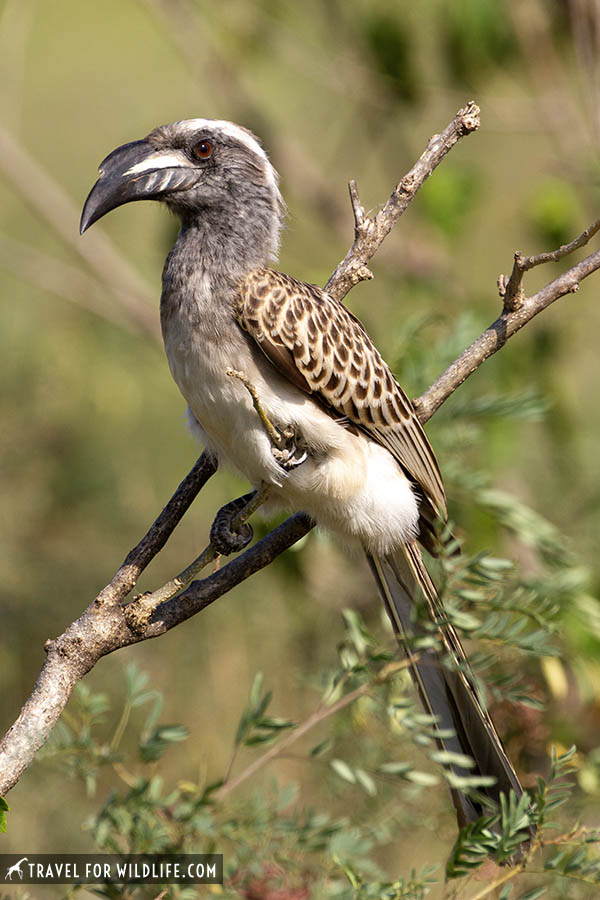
[341,608,371,656]
[330,758,357,784]
[249,671,264,710]
[244,733,280,746]
[449,610,481,631]
[430,750,475,768]
[445,772,497,790]
[378,761,412,776]
[0,796,8,833]
[563,847,588,873]
[310,738,333,757]
[138,724,189,761]
[124,662,149,699]
[516,888,546,900]
[446,815,499,879]
[256,716,295,730]
[405,770,440,786]
[355,768,377,797]
[155,724,189,743]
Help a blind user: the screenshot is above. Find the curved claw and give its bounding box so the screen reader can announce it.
[272,443,309,471]
[287,449,308,468]
[209,492,256,556]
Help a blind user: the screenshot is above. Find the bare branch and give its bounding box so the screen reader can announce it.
[324,101,481,301]
[501,217,600,313]
[414,240,600,423]
[0,452,218,794]
[126,485,272,623]
[0,511,312,796]
[348,179,366,230]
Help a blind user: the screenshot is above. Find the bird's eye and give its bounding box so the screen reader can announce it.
[193,140,213,160]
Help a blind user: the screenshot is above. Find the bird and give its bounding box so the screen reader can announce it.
[80,118,525,828]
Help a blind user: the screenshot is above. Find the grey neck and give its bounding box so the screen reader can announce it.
[165,183,282,291]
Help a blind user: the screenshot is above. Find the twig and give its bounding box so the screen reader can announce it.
[415,237,600,423]
[325,101,481,301]
[500,217,600,312]
[126,484,272,626]
[461,857,528,900]
[227,367,287,449]
[213,657,413,802]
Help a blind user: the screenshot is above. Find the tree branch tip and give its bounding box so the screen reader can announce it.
[457,100,481,132]
[348,179,366,228]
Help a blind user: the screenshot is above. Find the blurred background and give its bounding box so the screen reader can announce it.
[1,0,600,896]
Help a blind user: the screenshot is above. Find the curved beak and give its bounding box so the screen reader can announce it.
[80,139,199,234]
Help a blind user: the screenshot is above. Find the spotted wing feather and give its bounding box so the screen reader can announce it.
[236,268,446,517]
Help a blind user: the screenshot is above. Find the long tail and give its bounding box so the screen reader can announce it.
[368,543,524,827]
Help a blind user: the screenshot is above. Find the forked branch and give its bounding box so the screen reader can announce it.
[325,100,481,301]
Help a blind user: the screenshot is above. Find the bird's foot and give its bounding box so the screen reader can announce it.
[210,492,256,555]
[271,427,308,470]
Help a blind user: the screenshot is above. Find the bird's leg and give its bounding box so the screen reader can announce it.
[226,367,308,470]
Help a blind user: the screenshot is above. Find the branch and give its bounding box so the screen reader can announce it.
[415,227,600,423]
[324,100,481,301]
[213,658,413,803]
[126,484,272,622]
[501,218,600,313]
[2,103,599,801]
[0,452,217,794]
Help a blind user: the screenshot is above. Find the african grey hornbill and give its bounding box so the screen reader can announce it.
[80,118,525,827]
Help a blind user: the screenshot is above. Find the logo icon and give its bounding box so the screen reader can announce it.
[6,857,28,880]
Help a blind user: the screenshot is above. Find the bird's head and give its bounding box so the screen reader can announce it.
[80,118,285,264]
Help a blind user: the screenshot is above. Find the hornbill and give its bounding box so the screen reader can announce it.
[81,118,525,827]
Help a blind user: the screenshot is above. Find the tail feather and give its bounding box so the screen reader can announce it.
[368,543,524,827]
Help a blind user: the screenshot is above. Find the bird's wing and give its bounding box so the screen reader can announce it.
[235,267,446,517]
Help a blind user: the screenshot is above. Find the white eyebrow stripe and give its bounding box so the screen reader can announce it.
[175,119,281,200]
[174,118,268,162]
[124,152,187,175]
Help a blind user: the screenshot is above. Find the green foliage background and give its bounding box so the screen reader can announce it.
[1,0,600,897]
